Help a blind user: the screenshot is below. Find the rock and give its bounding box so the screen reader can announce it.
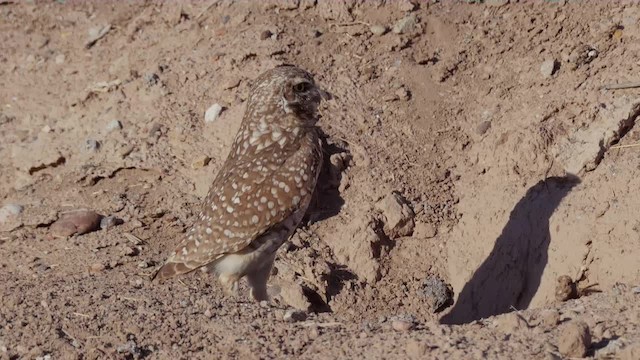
[283,309,307,323]
[558,321,591,358]
[205,103,223,123]
[279,282,312,311]
[540,59,558,78]
[105,119,123,132]
[555,275,577,301]
[495,312,526,333]
[260,30,273,40]
[375,192,415,239]
[391,314,416,331]
[191,155,211,169]
[398,0,417,12]
[418,276,453,312]
[85,139,100,152]
[99,216,122,230]
[50,210,103,237]
[538,309,560,329]
[54,54,65,64]
[370,25,388,36]
[395,87,411,101]
[475,120,492,135]
[0,204,23,223]
[619,342,640,360]
[594,338,629,359]
[89,263,106,273]
[392,319,414,331]
[392,14,417,34]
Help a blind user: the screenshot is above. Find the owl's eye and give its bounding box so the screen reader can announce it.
[293,82,312,93]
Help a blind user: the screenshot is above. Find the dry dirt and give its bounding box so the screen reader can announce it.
[1,0,640,359]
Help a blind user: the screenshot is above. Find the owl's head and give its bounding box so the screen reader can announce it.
[249,65,327,123]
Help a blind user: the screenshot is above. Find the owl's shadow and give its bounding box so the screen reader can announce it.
[302,129,346,225]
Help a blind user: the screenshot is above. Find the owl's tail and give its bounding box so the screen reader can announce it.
[151,260,199,282]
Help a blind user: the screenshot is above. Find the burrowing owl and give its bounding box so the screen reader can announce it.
[153,65,325,302]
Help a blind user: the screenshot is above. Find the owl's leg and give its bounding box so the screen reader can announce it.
[218,273,240,297]
[247,255,276,302]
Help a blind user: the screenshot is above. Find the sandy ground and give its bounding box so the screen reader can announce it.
[1,0,640,359]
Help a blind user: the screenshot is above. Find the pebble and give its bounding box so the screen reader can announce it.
[398,0,417,12]
[50,209,103,237]
[495,312,526,333]
[395,87,411,101]
[375,192,415,239]
[0,204,24,223]
[475,120,492,135]
[100,216,122,230]
[392,14,417,34]
[85,139,100,152]
[137,261,150,269]
[558,321,591,358]
[370,25,388,36]
[191,155,211,169]
[89,263,106,273]
[55,54,65,64]
[204,309,213,318]
[540,59,558,78]
[391,319,414,331]
[555,275,577,301]
[418,276,453,312]
[260,30,273,40]
[283,309,307,323]
[538,309,560,329]
[205,103,223,123]
[105,119,123,132]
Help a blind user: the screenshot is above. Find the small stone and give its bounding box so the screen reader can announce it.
[223,78,241,90]
[370,25,388,36]
[191,155,211,169]
[137,261,150,269]
[260,30,273,40]
[392,14,417,34]
[375,192,415,238]
[50,210,103,237]
[311,29,322,38]
[55,54,65,64]
[205,103,223,123]
[418,276,453,312]
[100,216,122,230]
[475,120,492,135]
[106,119,123,132]
[558,321,591,358]
[89,263,106,273]
[538,309,560,329]
[398,0,417,12]
[395,87,411,101]
[204,309,213,318]
[85,139,100,152]
[495,312,525,333]
[392,319,414,331]
[0,204,23,223]
[283,309,307,323]
[540,59,558,79]
[42,125,52,133]
[555,275,577,301]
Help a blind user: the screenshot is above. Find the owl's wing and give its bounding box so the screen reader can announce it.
[153,132,321,282]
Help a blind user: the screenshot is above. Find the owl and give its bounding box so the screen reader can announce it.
[152,65,326,302]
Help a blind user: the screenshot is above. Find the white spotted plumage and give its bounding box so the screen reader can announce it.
[153,65,325,302]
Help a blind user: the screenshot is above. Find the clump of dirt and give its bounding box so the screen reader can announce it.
[1,1,639,358]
